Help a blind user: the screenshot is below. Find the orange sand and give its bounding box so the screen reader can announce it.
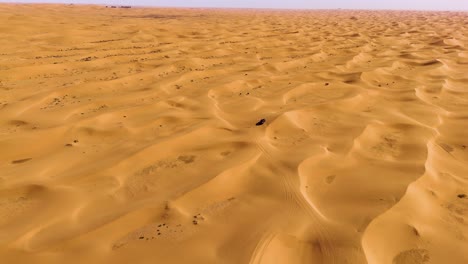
[0,4,467,264]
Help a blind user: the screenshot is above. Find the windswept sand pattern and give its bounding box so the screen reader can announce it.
[0,4,468,264]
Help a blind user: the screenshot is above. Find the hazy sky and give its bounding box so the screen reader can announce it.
[2,0,468,11]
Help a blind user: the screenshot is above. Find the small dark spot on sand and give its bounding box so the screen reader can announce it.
[139,236,144,239]
[221,151,231,156]
[65,143,73,147]
[178,155,196,164]
[458,194,466,199]
[325,83,329,86]
[12,158,32,164]
[325,175,336,184]
[256,119,266,126]
[73,140,79,143]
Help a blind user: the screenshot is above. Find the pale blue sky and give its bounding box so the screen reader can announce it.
[2,0,468,11]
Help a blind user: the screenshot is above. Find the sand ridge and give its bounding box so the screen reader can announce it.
[0,4,467,264]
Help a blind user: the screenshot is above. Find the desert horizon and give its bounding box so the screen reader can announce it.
[0,3,467,264]
[2,3,468,12]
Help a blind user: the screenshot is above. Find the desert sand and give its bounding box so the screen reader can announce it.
[0,4,467,264]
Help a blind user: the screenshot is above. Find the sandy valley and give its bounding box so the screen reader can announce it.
[0,4,468,264]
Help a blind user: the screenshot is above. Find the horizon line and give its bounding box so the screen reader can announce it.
[1,2,468,12]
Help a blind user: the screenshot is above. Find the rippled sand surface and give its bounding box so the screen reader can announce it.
[1,4,468,264]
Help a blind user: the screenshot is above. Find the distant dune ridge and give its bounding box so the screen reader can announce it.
[0,4,467,264]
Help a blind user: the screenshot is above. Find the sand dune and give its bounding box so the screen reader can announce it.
[0,4,467,264]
